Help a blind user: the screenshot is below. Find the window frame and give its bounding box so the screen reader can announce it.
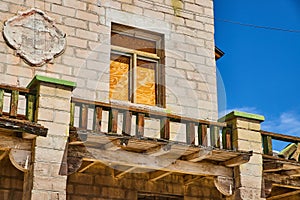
[110,23,165,107]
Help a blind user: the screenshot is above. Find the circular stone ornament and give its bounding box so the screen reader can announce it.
[3,8,66,66]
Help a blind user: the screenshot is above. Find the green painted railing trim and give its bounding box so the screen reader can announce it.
[27,75,76,89]
[219,111,265,122]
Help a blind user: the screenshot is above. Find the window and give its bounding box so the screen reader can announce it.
[110,23,165,107]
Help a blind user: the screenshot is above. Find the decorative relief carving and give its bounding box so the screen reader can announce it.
[3,8,66,66]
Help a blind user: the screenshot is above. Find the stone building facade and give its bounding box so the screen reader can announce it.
[1,0,300,200]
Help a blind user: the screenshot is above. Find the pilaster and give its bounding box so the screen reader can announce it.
[26,75,75,200]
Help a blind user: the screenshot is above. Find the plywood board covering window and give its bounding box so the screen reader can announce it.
[110,23,165,107]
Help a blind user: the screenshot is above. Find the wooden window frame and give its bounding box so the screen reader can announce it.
[110,23,165,108]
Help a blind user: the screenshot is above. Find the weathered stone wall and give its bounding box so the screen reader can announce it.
[0,0,217,121]
[0,156,24,200]
[67,164,224,200]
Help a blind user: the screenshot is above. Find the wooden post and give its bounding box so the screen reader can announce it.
[262,135,273,155]
[9,90,19,118]
[222,127,232,150]
[108,109,118,133]
[26,94,35,122]
[186,122,195,145]
[122,111,132,136]
[160,117,170,140]
[69,102,75,127]
[210,125,220,148]
[198,124,208,146]
[136,113,145,138]
[80,104,88,129]
[95,107,103,132]
[0,89,4,116]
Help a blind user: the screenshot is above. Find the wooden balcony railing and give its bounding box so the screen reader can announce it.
[262,130,300,161]
[70,98,233,150]
[0,84,36,121]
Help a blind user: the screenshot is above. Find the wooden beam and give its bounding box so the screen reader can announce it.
[182,148,213,162]
[78,161,98,173]
[114,166,137,179]
[264,162,299,172]
[0,149,9,161]
[223,153,252,167]
[264,173,300,190]
[184,175,204,186]
[68,145,233,177]
[149,171,172,181]
[267,190,300,200]
[283,169,300,177]
[146,144,172,156]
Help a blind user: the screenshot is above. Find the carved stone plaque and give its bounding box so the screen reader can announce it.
[3,8,66,66]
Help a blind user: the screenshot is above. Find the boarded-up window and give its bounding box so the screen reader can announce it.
[110,23,165,107]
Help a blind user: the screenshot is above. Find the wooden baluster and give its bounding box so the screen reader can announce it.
[136,113,145,138]
[186,122,195,145]
[198,124,208,146]
[263,135,273,155]
[26,94,35,122]
[69,102,75,127]
[122,111,132,136]
[9,90,19,118]
[0,89,4,116]
[160,117,170,140]
[108,109,118,133]
[222,127,232,150]
[95,107,103,132]
[210,125,220,148]
[80,104,88,129]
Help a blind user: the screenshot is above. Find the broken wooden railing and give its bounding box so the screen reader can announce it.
[70,98,233,149]
[0,84,36,121]
[262,130,300,161]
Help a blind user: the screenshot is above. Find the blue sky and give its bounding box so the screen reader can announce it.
[214,0,300,148]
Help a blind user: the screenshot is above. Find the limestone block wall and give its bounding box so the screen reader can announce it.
[0,156,24,200]
[0,0,218,121]
[67,164,225,200]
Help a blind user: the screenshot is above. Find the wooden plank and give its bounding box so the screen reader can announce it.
[114,166,137,179]
[198,124,208,146]
[264,173,300,190]
[261,130,300,143]
[160,117,170,140]
[0,89,4,116]
[26,94,35,122]
[283,169,300,177]
[108,109,118,133]
[0,150,9,161]
[210,125,220,148]
[95,107,103,132]
[223,153,252,167]
[122,111,132,136]
[9,90,19,118]
[182,148,213,162]
[186,122,195,145]
[149,171,172,181]
[80,104,88,129]
[136,113,145,138]
[69,145,233,177]
[146,144,172,156]
[262,135,273,155]
[267,190,300,200]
